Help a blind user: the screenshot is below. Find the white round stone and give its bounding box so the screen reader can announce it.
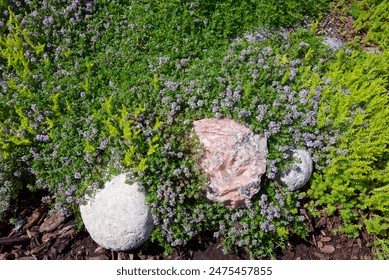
[80,173,154,251]
[280,149,313,191]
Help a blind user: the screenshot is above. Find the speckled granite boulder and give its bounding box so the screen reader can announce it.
[193,118,267,209]
[279,149,313,191]
[80,174,154,251]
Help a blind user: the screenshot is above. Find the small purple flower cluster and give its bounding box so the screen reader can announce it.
[213,187,305,252]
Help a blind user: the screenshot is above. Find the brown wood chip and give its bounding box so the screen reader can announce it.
[39,212,66,233]
[320,245,335,254]
[51,236,72,254]
[57,225,76,239]
[30,241,51,255]
[320,236,332,243]
[42,232,57,244]
[88,254,109,260]
[26,229,38,239]
[17,256,36,260]
[313,251,325,260]
[0,235,29,246]
[94,246,106,254]
[23,205,48,230]
[316,217,327,228]
[0,253,12,260]
[357,238,362,248]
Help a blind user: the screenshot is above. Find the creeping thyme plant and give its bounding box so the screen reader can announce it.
[1,0,388,258]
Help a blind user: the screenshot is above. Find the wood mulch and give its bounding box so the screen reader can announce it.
[0,189,376,260]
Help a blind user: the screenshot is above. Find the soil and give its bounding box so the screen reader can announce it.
[0,4,381,261]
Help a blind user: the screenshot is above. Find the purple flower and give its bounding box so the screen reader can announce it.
[173,168,182,177]
[256,105,267,122]
[98,139,108,150]
[43,16,54,26]
[299,42,310,48]
[215,112,223,119]
[35,134,50,142]
[238,109,251,118]
[262,46,273,56]
[260,221,269,232]
[86,3,93,13]
[267,223,275,232]
[290,59,301,67]
[297,215,305,222]
[268,121,281,134]
[289,68,298,80]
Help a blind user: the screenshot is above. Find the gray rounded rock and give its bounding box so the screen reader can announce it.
[322,37,344,52]
[80,173,154,251]
[280,149,313,191]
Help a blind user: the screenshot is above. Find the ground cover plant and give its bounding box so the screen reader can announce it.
[349,0,388,50]
[0,0,388,259]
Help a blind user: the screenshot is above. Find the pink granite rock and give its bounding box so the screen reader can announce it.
[193,118,267,209]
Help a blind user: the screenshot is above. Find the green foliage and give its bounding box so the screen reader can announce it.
[308,49,389,238]
[0,7,46,220]
[1,0,388,259]
[254,0,329,27]
[364,214,389,259]
[0,0,330,256]
[352,0,389,50]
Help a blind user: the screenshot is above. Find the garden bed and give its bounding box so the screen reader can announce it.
[1,0,388,260]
